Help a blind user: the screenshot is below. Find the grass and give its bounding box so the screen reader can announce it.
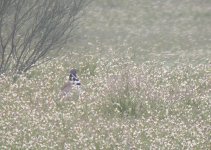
[71,0,211,64]
[0,54,210,149]
[0,0,211,149]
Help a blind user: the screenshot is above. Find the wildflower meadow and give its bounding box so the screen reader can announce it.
[0,0,211,149]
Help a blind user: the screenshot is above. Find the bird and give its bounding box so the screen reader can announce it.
[60,69,81,98]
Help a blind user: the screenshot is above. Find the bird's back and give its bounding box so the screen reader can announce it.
[60,81,72,97]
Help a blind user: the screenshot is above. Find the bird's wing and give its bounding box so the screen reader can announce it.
[61,82,71,91]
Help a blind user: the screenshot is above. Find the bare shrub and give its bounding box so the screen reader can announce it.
[0,0,88,74]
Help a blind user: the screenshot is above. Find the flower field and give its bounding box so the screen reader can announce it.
[1,0,211,149]
[0,54,210,149]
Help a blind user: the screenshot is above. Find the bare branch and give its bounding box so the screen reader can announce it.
[0,0,89,74]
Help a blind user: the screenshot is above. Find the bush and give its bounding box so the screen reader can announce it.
[0,0,88,74]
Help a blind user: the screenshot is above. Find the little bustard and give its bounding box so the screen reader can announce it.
[60,69,81,98]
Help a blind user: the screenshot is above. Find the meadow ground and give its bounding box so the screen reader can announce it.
[0,0,211,149]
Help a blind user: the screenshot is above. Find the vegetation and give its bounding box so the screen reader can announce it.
[0,0,210,149]
[0,0,87,74]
